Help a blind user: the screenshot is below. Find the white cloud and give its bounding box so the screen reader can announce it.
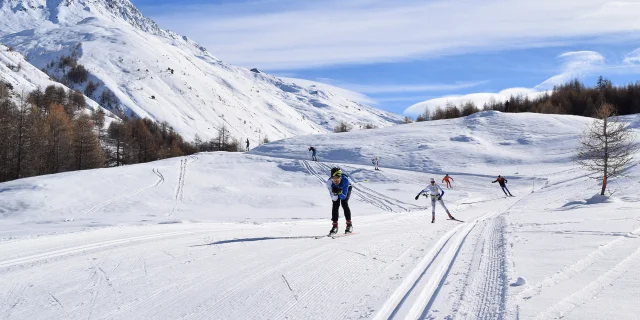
[148,0,640,70]
[535,51,605,90]
[623,48,640,64]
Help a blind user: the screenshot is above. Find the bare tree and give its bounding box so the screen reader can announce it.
[416,107,431,122]
[363,123,377,129]
[334,121,352,133]
[13,93,30,179]
[461,101,480,117]
[73,114,105,170]
[193,133,203,151]
[216,123,231,150]
[576,103,637,195]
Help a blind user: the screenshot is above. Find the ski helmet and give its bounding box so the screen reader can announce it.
[430,178,435,182]
[331,167,342,177]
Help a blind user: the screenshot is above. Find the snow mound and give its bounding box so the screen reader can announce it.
[510,277,527,287]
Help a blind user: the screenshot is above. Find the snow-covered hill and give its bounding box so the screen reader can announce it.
[2,111,640,318]
[0,0,403,142]
[0,43,110,115]
[252,111,592,175]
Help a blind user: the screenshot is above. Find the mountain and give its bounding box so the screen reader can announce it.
[0,0,403,142]
[0,42,116,118]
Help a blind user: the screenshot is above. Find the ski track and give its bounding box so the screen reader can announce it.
[171,158,189,216]
[82,167,164,216]
[375,197,522,320]
[533,244,640,320]
[315,161,394,212]
[506,224,640,319]
[453,215,508,320]
[0,231,198,271]
[302,160,392,212]
[104,239,342,320]
[515,225,640,304]
[311,161,418,213]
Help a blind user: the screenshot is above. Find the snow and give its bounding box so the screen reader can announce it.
[0,42,119,129]
[0,0,403,142]
[0,43,105,110]
[1,111,640,319]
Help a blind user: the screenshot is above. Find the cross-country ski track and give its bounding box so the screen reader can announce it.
[0,153,546,320]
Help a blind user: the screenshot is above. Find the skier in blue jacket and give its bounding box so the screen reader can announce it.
[309,146,317,161]
[326,167,353,235]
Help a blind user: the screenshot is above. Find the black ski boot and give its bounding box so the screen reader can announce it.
[448,214,456,220]
[329,224,338,236]
[431,216,435,223]
[345,224,353,234]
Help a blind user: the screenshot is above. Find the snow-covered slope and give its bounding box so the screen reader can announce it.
[0,43,109,114]
[252,111,592,174]
[1,112,639,320]
[0,0,403,142]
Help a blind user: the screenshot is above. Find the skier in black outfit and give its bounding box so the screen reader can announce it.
[492,175,513,196]
[326,167,353,235]
[246,139,250,151]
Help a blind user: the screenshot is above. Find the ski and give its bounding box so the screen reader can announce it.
[448,218,465,222]
[332,232,357,239]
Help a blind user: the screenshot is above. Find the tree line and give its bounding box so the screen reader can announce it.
[0,83,246,183]
[413,77,640,122]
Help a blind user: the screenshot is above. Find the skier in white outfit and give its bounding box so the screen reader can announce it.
[415,178,456,223]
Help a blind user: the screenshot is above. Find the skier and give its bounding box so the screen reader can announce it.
[415,178,456,223]
[309,146,317,161]
[246,138,250,151]
[492,175,513,196]
[442,174,453,188]
[326,167,353,235]
[372,157,379,170]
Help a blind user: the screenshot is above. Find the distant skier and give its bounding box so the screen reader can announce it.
[415,178,456,223]
[326,167,353,235]
[442,174,453,188]
[372,157,379,170]
[492,175,513,196]
[246,139,250,151]
[309,146,317,161]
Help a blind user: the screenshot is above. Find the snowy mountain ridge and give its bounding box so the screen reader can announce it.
[0,0,403,142]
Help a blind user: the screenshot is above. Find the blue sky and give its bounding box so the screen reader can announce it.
[130,0,640,116]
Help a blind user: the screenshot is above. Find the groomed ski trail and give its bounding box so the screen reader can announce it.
[374,197,521,320]
[533,244,640,320]
[452,215,509,320]
[0,231,198,270]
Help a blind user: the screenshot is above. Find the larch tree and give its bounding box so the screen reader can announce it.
[576,103,637,195]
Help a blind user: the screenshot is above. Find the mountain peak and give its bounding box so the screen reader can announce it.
[0,0,163,35]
